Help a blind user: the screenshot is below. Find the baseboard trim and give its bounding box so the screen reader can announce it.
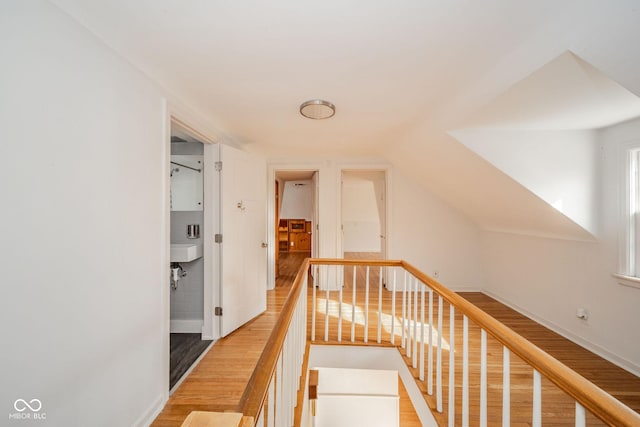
[449,287,483,293]
[170,319,203,333]
[482,289,640,378]
[133,392,166,427]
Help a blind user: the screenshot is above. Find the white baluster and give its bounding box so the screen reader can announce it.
[324,270,329,342]
[463,315,469,427]
[256,406,264,427]
[575,402,586,427]
[311,265,316,342]
[533,369,541,427]
[377,266,383,343]
[290,332,295,425]
[428,289,433,395]
[412,277,418,368]
[267,377,274,427]
[351,265,356,343]
[365,266,370,343]
[437,295,443,413]
[402,270,407,349]
[503,347,510,427]
[448,304,455,427]
[282,335,288,427]
[391,268,397,345]
[338,265,343,342]
[302,282,308,368]
[276,352,283,427]
[406,275,412,357]
[419,284,425,381]
[480,330,487,427]
[286,334,292,427]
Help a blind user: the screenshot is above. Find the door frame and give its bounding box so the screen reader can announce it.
[337,164,393,260]
[267,163,322,290]
[163,102,221,392]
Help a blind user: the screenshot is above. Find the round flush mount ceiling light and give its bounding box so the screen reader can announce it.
[300,99,335,120]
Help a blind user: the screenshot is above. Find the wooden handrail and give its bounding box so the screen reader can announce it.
[236,258,310,420]
[398,259,640,427]
[237,258,640,426]
[309,258,403,267]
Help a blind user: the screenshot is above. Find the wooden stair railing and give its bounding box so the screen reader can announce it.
[236,259,309,426]
[236,258,640,427]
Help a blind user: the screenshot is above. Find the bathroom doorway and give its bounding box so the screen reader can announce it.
[168,120,213,390]
[274,170,318,284]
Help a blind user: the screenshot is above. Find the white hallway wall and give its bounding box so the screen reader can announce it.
[481,117,640,375]
[0,1,220,425]
[390,170,485,290]
[342,175,381,252]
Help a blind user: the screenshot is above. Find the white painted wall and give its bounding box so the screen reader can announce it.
[453,129,600,237]
[170,211,204,333]
[280,180,313,220]
[389,170,485,290]
[342,176,381,252]
[301,345,437,427]
[0,2,218,425]
[481,116,640,375]
[312,367,399,427]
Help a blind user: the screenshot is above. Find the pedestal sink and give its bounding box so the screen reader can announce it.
[170,243,203,262]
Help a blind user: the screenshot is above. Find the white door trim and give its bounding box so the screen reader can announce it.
[165,105,221,348]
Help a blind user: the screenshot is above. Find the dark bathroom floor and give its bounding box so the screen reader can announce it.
[170,333,213,390]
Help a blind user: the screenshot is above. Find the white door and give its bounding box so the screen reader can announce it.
[219,144,267,336]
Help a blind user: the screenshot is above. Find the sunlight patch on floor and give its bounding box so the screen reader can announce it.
[316,298,450,350]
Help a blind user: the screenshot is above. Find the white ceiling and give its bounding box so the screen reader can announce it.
[50,0,640,238]
[49,0,583,155]
[457,51,640,131]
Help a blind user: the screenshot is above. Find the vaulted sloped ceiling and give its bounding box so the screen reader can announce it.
[50,0,640,239]
[450,52,640,239]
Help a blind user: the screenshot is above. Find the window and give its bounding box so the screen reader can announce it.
[629,149,640,276]
[617,147,640,286]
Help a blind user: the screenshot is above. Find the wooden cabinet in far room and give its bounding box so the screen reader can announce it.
[284,219,312,252]
[290,231,311,252]
[278,219,289,252]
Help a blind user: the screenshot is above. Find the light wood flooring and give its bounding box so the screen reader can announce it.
[153,254,640,426]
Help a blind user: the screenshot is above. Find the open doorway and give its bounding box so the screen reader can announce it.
[274,170,318,285]
[168,120,213,391]
[341,170,388,261]
[340,169,389,290]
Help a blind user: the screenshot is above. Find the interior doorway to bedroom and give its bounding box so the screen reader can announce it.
[274,170,318,285]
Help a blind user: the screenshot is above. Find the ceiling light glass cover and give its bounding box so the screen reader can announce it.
[300,99,335,119]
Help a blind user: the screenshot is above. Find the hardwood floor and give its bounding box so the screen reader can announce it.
[459,292,640,425]
[153,256,640,427]
[153,252,319,426]
[309,265,640,426]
